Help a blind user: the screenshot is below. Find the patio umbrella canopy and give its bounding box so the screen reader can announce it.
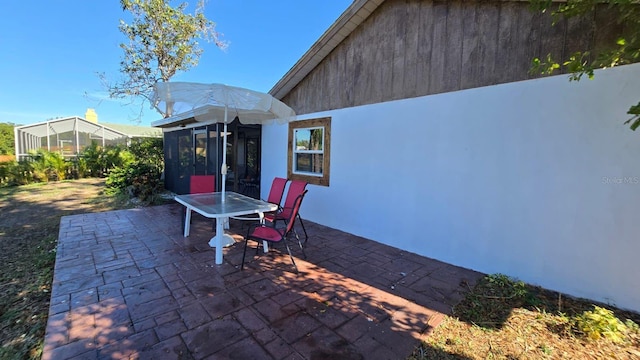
[151,82,296,197]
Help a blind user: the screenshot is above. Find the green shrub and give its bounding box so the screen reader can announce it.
[80,142,132,177]
[64,157,83,179]
[106,160,163,202]
[7,159,37,185]
[0,161,10,186]
[129,138,163,166]
[454,274,535,327]
[0,151,71,186]
[28,149,68,181]
[80,142,103,177]
[0,139,164,192]
[574,306,631,343]
[104,138,164,202]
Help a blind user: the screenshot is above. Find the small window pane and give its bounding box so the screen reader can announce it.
[295,129,309,150]
[295,128,323,151]
[309,128,323,151]
[295,153,323,174]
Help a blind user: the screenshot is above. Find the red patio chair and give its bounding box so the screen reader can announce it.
[265,177,288,206]
[231,177,288,221]
[182,175,216,232]
[264,180,309,243]
[241,190,308,273]
[190,175,216,194]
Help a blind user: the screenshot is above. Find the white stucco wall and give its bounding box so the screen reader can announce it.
[262,63,640,313]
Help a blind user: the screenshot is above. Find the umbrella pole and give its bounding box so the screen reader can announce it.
[221,107,228,201]
[219,109,236,247]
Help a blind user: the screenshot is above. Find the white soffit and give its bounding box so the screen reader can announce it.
[269,0,384,99]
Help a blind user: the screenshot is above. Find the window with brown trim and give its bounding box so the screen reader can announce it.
[287,117,330,186]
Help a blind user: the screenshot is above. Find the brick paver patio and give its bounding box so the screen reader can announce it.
[43,203,483,359]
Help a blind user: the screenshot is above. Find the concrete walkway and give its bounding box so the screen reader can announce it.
[43,203,483,359]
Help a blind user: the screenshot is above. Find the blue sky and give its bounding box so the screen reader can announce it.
[0,1,351,126]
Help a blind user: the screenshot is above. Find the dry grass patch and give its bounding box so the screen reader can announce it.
[411,274,640,359]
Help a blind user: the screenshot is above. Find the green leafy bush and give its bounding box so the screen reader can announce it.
[0,160,11,185]
[0,160,27,186]
[128,138,163,166]
[0,154,61,186]
[106,160,163,202]
[80,142,132,178]
[105,138,164,202]
[575,306,632,343]
[0,139,164,195]
[79,142,104,177]
[28,149,68,181]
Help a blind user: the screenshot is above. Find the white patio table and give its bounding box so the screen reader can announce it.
[175,191,278,264]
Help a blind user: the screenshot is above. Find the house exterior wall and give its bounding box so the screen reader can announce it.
[263,63,640,312]
[282,0,623,115]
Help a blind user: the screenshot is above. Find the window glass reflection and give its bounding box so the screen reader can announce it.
[295,128,323,151]
[295,153,323,174]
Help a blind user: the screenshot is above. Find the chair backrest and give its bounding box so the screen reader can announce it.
[266,177,288,205]
[281,180,307,217]
[284,190,308,234]
[190,175,215,194]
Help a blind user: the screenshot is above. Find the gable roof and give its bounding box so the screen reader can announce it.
[269,0,384,99]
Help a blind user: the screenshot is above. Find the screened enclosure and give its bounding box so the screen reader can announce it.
[14,117,130,160]
[161,119,261,196]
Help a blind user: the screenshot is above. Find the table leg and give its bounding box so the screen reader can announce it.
[258,212,269,253]
[208,218,238,264]
[183,208,192,237]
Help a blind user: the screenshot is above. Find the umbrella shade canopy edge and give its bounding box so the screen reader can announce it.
[151,82,296,127]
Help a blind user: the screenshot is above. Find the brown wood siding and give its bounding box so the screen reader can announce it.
[282,0,624,115]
